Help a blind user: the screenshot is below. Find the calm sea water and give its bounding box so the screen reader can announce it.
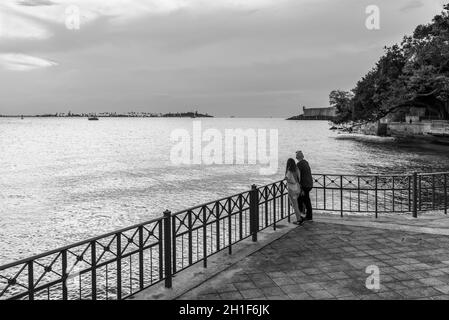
[1,118,449,264]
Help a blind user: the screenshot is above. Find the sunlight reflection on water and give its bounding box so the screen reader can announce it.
[1,118,448,264]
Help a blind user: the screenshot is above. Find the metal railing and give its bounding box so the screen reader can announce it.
[311,172,448,217]
[0,172,448,300]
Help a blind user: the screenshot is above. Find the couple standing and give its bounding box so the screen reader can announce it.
[285,151,313,225]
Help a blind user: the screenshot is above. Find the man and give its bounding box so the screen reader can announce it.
[296,151,313,222]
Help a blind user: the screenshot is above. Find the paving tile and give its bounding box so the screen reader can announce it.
[279,284,305,294]
[397,287,441,299]
[375,291,405,300]
[267,271,287,279]
[337,294,361,300]
[197,293,221,300]
[431,295,449,300]
[291,276,311,284]
[216,284,238,293]
[234,282,257,290]
[265,295,291,300]
[435,285,449,294]
[273,277,295,286]
[240,289,265,299]
[289,270,306,277]
[230,274,251,283]
[248,273,272,281]
[407,271,429,279]
[441,267,449,274]
[391,273,414,281]
[260,286,284,296]
[419,277,447,287]
[401,280,427,288]
[256,279,279,288]
[327,271,350,280]
[426,269,447,277]
[287,292,313,300]
[299,282,324,291]
[307,274,331,282]
[219,291,243,300]
[307,290,334,299]
[302,268,322,275]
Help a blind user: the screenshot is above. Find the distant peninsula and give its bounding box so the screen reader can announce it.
[0,111,213,118]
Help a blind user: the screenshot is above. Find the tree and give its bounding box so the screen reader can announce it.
[329,90,354,124]
[333,3,449,123]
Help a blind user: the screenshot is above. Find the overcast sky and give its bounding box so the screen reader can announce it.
[0,0,446,117]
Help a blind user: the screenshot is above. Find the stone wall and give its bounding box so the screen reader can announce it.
[352,120,449,137]
[388,122,433,136]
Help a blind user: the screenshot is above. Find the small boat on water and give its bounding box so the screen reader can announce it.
[88,116,99,121]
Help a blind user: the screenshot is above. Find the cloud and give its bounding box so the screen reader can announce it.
[0,0,291,42]
[0,53,57,71]
[0,3,54,40]
[400,0,424,12]
[17,0,56,6]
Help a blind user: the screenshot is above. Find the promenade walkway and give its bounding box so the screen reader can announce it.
[134,212,449,300]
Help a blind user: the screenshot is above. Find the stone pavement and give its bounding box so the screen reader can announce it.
[177,221,449,300]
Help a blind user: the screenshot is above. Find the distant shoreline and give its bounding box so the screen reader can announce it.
[0,112,213,119]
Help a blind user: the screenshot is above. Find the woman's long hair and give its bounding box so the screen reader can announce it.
[285,158,297,175]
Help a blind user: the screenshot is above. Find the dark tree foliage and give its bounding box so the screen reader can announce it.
[332,4,449,124]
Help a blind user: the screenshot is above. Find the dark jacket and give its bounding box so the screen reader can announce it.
[297,159,313,189]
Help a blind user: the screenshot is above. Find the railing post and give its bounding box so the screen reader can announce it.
[264,187,269,228]
[392,176,395,213]
[202,206,208,268]
[413,172,418,218]
[163,210,172,288]
[28,261,34,301]
[228,199,232,254]
[340,175,344,218]
[172,215,177,274]
[188,210,193,265]
[432,175,436,210]
[138,225,144,290]
[158,221,164,280]
[418,174,422,211]
[91,241,97,300]
[216,202,220,251]
[239,194,243,240]
[357,176,361,212]
[62,250,68,300]
[374,176,378,219]
[323,174,327,210]
[445,174,447,215]
[287,190,291,223]
[250,184,259,242]
[273,185,277,230]
[116,232,122,299]
[280,182,284,219]
[408,176,412,212]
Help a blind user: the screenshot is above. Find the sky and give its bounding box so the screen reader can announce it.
[0,0,447,117]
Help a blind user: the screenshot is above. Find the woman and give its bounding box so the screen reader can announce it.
[285,158,305,225]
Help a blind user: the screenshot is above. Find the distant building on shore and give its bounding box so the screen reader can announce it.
[303,106,336,119]
[287,106,337,120]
